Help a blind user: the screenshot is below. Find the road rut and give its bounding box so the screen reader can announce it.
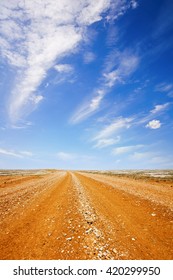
[0,171,172,259]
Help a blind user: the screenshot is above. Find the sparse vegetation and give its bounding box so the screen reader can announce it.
[83,170,173,182]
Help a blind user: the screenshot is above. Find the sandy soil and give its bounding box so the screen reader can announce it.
[0,170,172,260]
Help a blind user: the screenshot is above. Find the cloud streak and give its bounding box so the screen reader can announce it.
[54,64,74,73]
[0,148,33,158]
[112,144,143,155]
[70,89,106,124]
[94,117,133,140]
[71,50,139,124]
[92,117,133,149]
[56,151,95,162]
[150,103,170,114]
[0,0,114,123]
[93,136,120,148]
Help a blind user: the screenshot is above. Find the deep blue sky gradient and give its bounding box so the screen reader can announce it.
[0,0,173,169]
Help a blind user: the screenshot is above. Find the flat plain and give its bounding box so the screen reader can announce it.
[0,169,172,260]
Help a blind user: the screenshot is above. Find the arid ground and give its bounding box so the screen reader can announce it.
[0,169,172,260]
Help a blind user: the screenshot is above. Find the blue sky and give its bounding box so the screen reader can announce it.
[0,0,173,170]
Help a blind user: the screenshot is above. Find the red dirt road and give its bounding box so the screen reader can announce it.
[0,171,172,260]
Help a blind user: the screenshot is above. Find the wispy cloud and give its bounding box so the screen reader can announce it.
[155,82,173,93]
[83,52,96,64]
[130,0,138,9]
[0,148,33,158]
[150,103,170,114]
[54,64,74,73]
[112,144,143,155]
[0,148,22,158]
[56,152,76,161]
[71,50,139,124]
[106,0,138,22]
[0,0,115,123]
[155,83,173,98]
[137,102,171,126]
[103,51,139,87]
[70,89,106,124]
[94,117,133,140]
[1,121,33,130]
[130,151,152,161]
[20,151,33,157]
[146,119,161,129]
[56,151,94,162]
[53,63,75,84]
[93,136,120,148]
[92,117,133,149]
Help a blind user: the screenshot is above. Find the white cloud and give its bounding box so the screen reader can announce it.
[137,102,170,126]
[130,0,138,9]
[94,117,133,140]
[9,121,33,130]
[0,148,33,158]
[56,152,76,161]
[103,52,139,88]
[70,89,106,124]
[146,119,161,129]
[106,0,138,22]
[89,89,106,111]
[83,52,96,64]
[78,0,112,25]
[54,64,74,73]
[0,148,23,158]
[20,151,33,157]
[56,151,95,162]
[150,103,170,114]
[71,51,139,124]
[0,0,115,123]
[94,136,120,148]
[155,83,173,93]
[30,95,44,105]
[112,144,143,155]
[130,152,152,161]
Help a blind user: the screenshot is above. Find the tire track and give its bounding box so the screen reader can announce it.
[79,171,173,211]
[71,173,115,259]
[0,172,74,259]
[0,170,172,260]
[75,172,173,260]
[0,171,66,224]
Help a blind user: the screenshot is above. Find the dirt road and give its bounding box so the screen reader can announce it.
[0,170,172,260]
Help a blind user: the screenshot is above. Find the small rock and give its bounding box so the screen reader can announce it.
[151,213,156,216]
[94,229,101,238]
[131,237,136,241]
[66,237,72,241]
[112,248,117,254]
[86,228,93,234]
